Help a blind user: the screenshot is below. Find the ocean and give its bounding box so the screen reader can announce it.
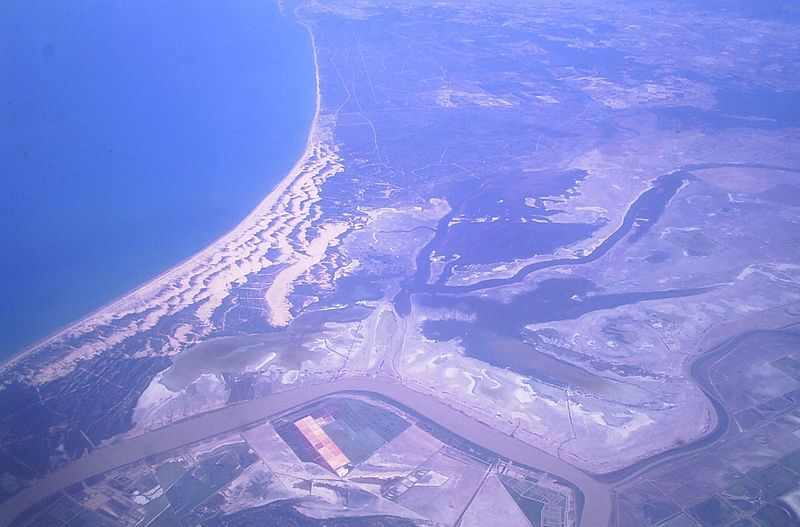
[0,1,315,358]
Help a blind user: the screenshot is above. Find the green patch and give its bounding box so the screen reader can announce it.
[637,501,682,526]
[140,495,171,525]
[278,397,411,471]
[323,418,385,465]
[132,473,160,493]
[499,476,561,527]
[26,512,66,527]
[753,503,796,527]
[780,449,800,474]
[783,389,800,404]
[657,513,700,527]
[46,495,84,521]
[688,497,736,527]
[772,357,800,381]
[734,408,764,431]
[273,420,318,463]
[166,474,214,515]
[505,493,545,527]
[747,464,800,500]
[756,397,793,416]
[337,399,410,442]
[724,479,765,512]
[196,451,244,489]
[155,461,186,489]
[64,508,120,527]
[147,505,180,527]
[165,444,255,517]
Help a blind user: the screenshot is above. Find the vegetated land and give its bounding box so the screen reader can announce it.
[2,1,800,526]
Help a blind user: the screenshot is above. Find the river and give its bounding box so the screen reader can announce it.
[0,376,613,527]
[4,310,800,527]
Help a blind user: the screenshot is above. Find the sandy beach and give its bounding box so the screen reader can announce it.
[2,24,340,385]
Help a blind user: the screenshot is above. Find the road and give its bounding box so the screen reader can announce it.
[0,376,612,527]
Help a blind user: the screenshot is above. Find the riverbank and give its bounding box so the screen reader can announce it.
[0,376,612,527]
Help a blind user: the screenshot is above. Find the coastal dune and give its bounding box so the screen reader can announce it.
[4,29,342,385]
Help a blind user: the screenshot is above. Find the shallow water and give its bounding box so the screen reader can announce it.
[1,1,315,357]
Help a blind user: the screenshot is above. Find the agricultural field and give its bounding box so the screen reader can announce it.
[10,396,577,527]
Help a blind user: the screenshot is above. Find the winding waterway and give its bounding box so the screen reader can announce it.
[0,376,613,527]
[598,320,800,486]
[3,317,800,527]
[4,145,799,527]
[396,163,800,312]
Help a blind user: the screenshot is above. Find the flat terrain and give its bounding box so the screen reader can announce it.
[0,376,608,527]
[1,1,799,526]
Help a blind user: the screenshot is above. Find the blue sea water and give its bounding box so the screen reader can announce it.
[0,1,315,358]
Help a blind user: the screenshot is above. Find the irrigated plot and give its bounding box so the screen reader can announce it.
[271,396,410,477]
[241,421,330,481]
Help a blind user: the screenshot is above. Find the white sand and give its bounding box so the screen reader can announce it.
[265,221,349,326]
[6,26,348,385]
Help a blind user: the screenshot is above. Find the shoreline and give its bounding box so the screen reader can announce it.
[0,18,322,373]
